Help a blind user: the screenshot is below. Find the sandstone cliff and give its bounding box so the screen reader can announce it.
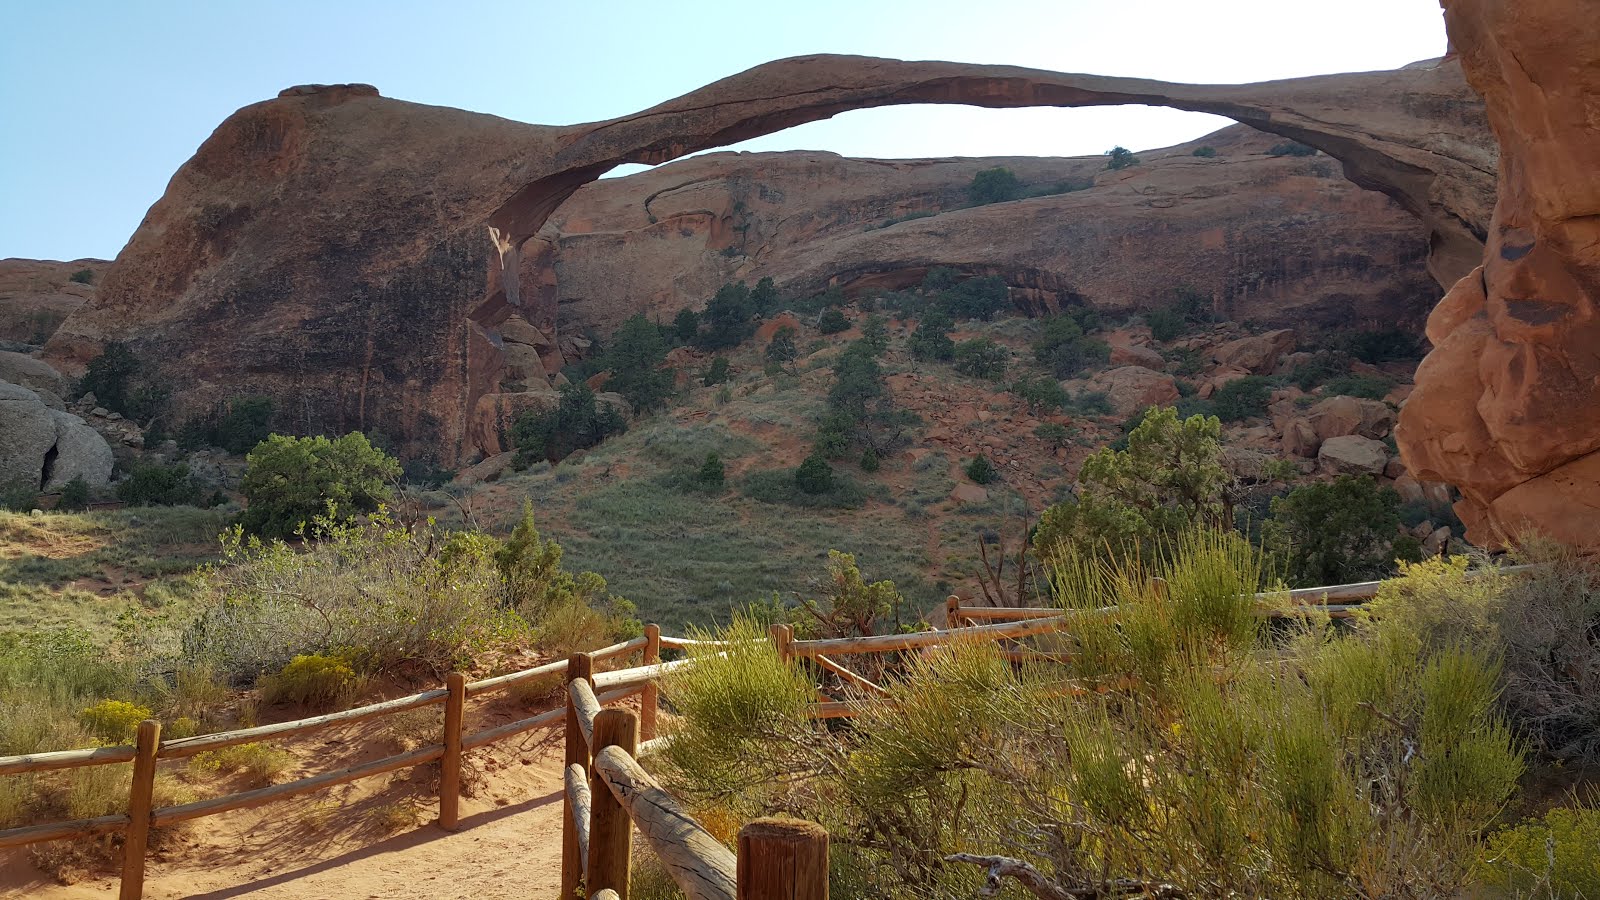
[1397,0,1600,549]
[0,258,108,345]
[48,57,1492,462]
[537,125,1434,339]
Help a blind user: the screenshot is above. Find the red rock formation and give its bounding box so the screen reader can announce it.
[1396,1,1600,549]
[0,258,107,344]
[50,56,1493,462]
[534,126,1436,339]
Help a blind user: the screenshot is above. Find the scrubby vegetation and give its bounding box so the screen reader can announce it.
[238,432,400,539]
[510,384,627,468]
[661,531,1534,899]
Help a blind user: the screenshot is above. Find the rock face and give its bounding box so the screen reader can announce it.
[0,258,106,345]
[1397,1,1600,548]
[48,55,1493,462]
[0,381,113,491]
[536,129,1433,338]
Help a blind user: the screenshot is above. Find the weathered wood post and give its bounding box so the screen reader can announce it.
[641,624,661,741]
[561,652,594,899]
[588,708,639,899]
[944,596,964,629]
[438,671,466,830]
[768,624,793,663]
[738,817,828,900]
[119,718,161,900]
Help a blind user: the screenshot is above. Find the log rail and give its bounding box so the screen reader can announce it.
[1,566,1508,898]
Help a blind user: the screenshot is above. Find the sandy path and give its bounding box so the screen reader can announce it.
[2,721,569,900]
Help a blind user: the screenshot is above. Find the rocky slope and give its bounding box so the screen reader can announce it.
[47,57,1492,463]
[539,125,1435,338]
[1398,0,1600,549]
[0,258,108,346]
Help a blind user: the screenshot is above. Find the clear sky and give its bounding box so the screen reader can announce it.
[0,0,1447,262]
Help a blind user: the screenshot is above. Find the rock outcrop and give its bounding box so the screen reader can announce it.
[0,258,106,345]
[1397,0,1600,548]
[49,55,1493,462]
[0,381,114,492]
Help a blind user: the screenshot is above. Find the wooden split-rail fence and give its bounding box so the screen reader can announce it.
[0,567,1516,898]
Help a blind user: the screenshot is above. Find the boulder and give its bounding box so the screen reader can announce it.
[0,381,58,489]
[468,389,562,457]
[950,483,989,503]
[1392,473,1427,505]
[1222,447,1275,482]
[1109,343,1166,368]
[1212,329,1297,374]
[1317,435,1389,477]
[454,451,516,486]
[1281,418,1321,458]
[1308,395,1396,441]
[44,410,114,491]
[1090,366,1180,416]
[0,351,65,395]
[1197,366,1250,399]
[1422,526,1452,557]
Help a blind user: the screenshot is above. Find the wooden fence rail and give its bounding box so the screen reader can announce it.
[2,565,1513,898]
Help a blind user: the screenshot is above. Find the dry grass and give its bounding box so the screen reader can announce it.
[188,742,295,787]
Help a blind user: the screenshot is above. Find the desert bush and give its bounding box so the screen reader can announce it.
[859,315,889,356]
[1192,145,1217,157]
[1268,141,1318,157]
[1106,145,1140,169]
[1290,351,1353,390]
[952,338,1008,380]
[510,384,627,467]
[69,268,94,284]
[964,455,998,485]
[696,282,759,350]
[117,461,206,507]
[1339,328,1419,363]
[1008,375,1068,413]
[907,307,954,362]
[765,325,798,364]
[603,314,674,412]
[1494,545,1600,761]
[671,308,700,344]
[1211,374,1273,421]
[1034,422,1072,448]
[238,432,400,539]
[1065,389,1113,417]
[1033,406,1228,568]
[1478,804,1600,897]
[940,276,1010,321]
[78,699,151,744]
[663,532,1521,899]
[56,477,90,511]
[794,454,833,495]
[1322,373,1395,400]
[1146,306,1185,342]
[188,742,294,786]
[742,468,869,510]
[696,453,725,490]
[1264,475,1416,587]
[816,307,850,335]
[179,395,275,453]
[0,480,36,512]
[967,167,1021,205]
[701,356,730,387]
[1032,313,1108,377]
[257,652,363,710]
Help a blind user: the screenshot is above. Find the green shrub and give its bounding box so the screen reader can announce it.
[1032,314,1109,378]
[1479,805,1600,896]
[908,308,955,362]
[1263,475,1410,587]
[510,384,627,468]
[0,480,36,512]
[817,308,850,335]
[213,396,275,453]
[1008,375,1068,413]
[75,342,139,414]
[1268,141,1318,157]
[671,308,700,344]
[258,653,362,710]
[1322,373,1395,400]
[967,167,1021,205]
[750,277,780,316]
[1034,422,1072,447]
[940,276,1009,321]
[741,469,868,509]
[117,462,205,507]
[697,453,725,490]
[603,314,674,412]
[794,454,834,495]
[696,282,759,350]
[964,455,998,485]
[55,477,90,511]
[1105,146,1140,169]
[78,699,151,744]
[69,268,94,285]
[238,432,400,539]
[953,338,1008,381]
[1066,390,1113,417]
[1211,375,1273,422]
[859,448,880,473]
[1289,351,1352,390]
[765,325,798,364]
[702,356,731,387]
[1192,146,1217,158]
[1146,307,1185,341]
[1339,329,1419,363]
[859,315,889,357]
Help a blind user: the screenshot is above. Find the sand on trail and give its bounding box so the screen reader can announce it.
[0,707,574,899]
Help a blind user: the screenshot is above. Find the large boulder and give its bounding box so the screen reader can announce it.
[0,381,114,491]
[1211,329,1298,374]
[1090,366,1180,416]
[1308,395,1396,441]
[0,381,58,489]
[0,351,65,396]
[45,410,114,491]
[1318,435,1390,477]
[1398,0,1600,548]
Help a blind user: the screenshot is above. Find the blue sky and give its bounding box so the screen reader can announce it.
[0,0,1447,261]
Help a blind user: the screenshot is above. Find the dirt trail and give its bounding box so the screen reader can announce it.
[2,716,570,900]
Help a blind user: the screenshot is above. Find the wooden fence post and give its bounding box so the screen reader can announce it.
[769,624,793,663]
[944,596,964,629]
[588,708,639,899]
[118,719,161,900]
[641,624,661,742]
[437,672,466,831]
[738,817,828,900]
[562,652,594,899]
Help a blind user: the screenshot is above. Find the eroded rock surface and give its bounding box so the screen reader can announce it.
[47,55,1493,462]
[0,258,106,345]
[1397,1,1600,548]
